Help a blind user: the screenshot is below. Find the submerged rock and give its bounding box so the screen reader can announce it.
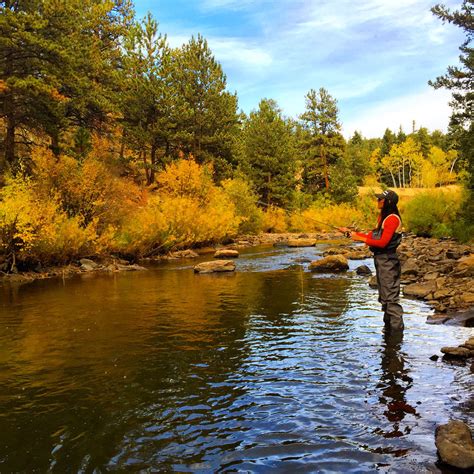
[356,265,372,276]
[435,420,474,469]
[194,260,236,274]
[309,255,349,272]
[214,249,239,258]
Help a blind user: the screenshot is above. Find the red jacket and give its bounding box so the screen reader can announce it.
[356,214,401,248]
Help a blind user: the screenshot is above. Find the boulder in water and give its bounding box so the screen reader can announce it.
[435,421,474,469]
[214,249,239,258]
[309,255,349,272]
[356,265,372,276]
[287,239,316,248]
[194,260,236,274]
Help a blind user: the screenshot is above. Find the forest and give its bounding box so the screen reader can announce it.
[0,0,472,270]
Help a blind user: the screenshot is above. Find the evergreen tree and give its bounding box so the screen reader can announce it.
[239,99,296,207]
[299,88,345,192]
[430,0,473,223]
[171,34,239,179]
[0,0,133,172]
[120,13,172,184]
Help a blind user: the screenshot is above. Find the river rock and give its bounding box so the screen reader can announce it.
[194,260,236,274]
[435,420,474,469]
[347,249,371,260]
[356,265,372,275]
[214,249,239,258]
[401,258,419,276]
[403,281,437,299]
[80,258,99,271]
[169,249,199,259]
[440,346,473,358]
[323,247,349,256]
[462,337,474,350]
[287,239,316,247]
[454,254,474,276]
[309,255,349,272]
[368,275,378,288]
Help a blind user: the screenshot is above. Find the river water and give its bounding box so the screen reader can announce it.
[0,244,472,473]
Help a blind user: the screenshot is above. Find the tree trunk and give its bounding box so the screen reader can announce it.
[4,115,16,172]
[149,140,157,185]
[321,143,329,190]
[389,170,396,188]
[50,131,61,158]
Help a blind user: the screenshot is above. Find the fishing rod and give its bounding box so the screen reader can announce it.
[255,199,354,236]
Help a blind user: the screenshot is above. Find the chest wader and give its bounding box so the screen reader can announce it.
[370,216,404,331]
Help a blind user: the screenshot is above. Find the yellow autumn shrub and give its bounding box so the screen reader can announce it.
[221,178,263,234]
[156,157,213,203]
[115,160,241,256]
[32,147,143,229]
[0,176,97,265]
[289,203,369,233]
[262,207,288,233]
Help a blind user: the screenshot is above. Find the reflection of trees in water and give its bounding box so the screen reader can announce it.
[376,330,417,446]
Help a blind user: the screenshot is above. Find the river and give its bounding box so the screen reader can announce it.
[0,244,472,472]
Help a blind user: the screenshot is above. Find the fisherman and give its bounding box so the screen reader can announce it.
[341,190,404,331]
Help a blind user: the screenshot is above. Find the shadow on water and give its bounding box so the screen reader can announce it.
[0,245,472,472]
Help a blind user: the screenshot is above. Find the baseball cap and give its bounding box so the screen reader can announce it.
[375,189,399,204]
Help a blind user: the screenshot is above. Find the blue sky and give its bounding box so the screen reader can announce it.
[135,0,465,138]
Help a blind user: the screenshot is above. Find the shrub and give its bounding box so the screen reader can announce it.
[403,189,463,237]
[32,147,143,229]
[262,207,288,233]
[289,203,368,232]
[0,176,97,266]
[221,178,263,234]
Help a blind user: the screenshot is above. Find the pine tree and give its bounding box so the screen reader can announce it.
[171,35,239,179]
[239,99,296,207]
[299,88,344,192]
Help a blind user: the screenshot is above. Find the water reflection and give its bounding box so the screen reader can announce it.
[377,329,417,448]
[0,246,472,472]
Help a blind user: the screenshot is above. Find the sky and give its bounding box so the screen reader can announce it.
[134,0,465,138]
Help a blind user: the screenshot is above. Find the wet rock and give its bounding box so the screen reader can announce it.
[356,265,372,276]
[309,255,349,272]
[435,421,474,470]
[214,249,239,258]
[368,275,378,288]
[430,355,439,361]
[323,247,349,256]
[287,239,316,247]
[347,249,371,260]
[195,247,216,255]
[194,260,236,274]
[440,346,473,358]
[461,337,474,351]
[169,249,199,259]
[80,258,98,271]
[403,281,437,299]
[294,257,312,263]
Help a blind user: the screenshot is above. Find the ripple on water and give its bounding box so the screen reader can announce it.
[0,245,472,472]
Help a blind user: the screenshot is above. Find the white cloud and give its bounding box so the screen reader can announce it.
[342,88,453,138]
